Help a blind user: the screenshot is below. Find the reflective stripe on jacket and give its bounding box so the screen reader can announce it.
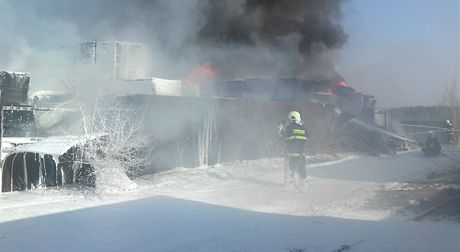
[281,122,308,156]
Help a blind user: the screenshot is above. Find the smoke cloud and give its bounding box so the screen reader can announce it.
[199,0,346,53]
[0,0,348,90]
[196,0,348,79]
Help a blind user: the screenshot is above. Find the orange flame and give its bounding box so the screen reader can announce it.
[184,62,217,85]
[336,80,348,87]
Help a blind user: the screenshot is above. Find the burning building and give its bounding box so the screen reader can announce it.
[0,0,387,192]
[2,40,380,192]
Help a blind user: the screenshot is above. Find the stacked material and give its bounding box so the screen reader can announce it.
[0,71,30,105]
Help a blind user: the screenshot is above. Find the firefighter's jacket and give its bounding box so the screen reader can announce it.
[422,136,441,155]
[279,122,308,157]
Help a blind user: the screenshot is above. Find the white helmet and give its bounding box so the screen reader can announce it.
[288,111,301,124]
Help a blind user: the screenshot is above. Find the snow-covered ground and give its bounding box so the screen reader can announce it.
[0,149,459,252]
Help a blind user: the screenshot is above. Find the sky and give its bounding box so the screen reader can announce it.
[338,0,459,108]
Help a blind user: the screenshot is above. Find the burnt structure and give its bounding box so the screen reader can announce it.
[78,41,150,81]
[204,78,375,122]
[116,77,375,173]
[0,71,36,137]
[0,71,30,104]
[1,57,378,192]
[117,94,337,174]
[197,78,381,156]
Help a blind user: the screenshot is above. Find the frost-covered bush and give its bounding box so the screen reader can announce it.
[78,95,149,193]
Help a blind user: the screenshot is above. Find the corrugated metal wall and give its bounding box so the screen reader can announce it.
[120,95,338,172]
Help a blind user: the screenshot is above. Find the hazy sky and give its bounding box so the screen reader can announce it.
[338,0,459,108]
[0,0,458,108]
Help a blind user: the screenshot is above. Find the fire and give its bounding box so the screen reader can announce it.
[336,80,348,87]
[184,62,217,85]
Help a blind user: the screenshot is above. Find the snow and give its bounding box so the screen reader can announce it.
[0,71,29,76]
[29,90,71,97]
[1,137,43,160]
[0,148,459,251]
[14,135,103,156]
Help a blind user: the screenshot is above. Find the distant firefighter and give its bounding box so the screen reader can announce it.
[278,111,309,187]
[446,120,454,144]
[421,131,441,156]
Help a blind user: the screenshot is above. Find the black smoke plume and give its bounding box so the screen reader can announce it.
[199,0,347,54]
[197,0,347,79]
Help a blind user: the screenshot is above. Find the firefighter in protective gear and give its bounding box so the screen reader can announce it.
[421,131,441,156]
[278,111,309,185]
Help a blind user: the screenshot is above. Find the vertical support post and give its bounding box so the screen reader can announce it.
[92,41,97,64]
[455,106,459,144]
[384,110,387,131]
[0,89,3,162]
[113,41,118,80]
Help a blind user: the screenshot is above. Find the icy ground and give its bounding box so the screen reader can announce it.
[0,149,459,252]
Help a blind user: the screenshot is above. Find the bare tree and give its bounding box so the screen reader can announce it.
[77,95,152,193]
[59,70,158,192]
[442,76,459,108]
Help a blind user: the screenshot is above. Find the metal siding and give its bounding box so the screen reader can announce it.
[122,95,337,171]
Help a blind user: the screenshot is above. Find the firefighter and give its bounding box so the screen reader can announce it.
[278,111,309,186]
[446,120,454,144]
[421,131,441,156]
